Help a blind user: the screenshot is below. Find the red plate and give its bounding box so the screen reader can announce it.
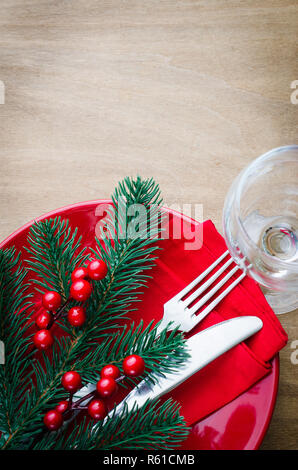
[0,200,278,450]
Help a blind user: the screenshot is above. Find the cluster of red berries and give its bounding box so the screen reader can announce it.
[33,259,108,351]
[43,355,145,431]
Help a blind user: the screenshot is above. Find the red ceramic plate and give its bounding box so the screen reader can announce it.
[0,200,278,450]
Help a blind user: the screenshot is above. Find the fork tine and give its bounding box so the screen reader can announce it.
[170,249,230,302]
[188,264,240,313]
[189,270,246,323]
[183,256,234,307]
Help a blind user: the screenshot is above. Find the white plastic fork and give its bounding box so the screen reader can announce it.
[156,250,248,336]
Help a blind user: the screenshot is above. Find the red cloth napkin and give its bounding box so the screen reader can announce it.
[133,217,288,426]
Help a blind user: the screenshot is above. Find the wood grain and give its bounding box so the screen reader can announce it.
[0,0,297,449]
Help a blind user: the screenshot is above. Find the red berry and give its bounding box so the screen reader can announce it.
[100,364,120,380]
[67,306,86,327]
[87,259,108,281]
[123,354,145,377]
[70,280,92,302]
[61,371,82,392]
[96,377,118,398]
[33,329,54,350]
[35,311,52,330]
[87,399,106,420]
[71,266,88,282]
[55,400,69,414]
[43,409,63,430]
[42,291,62,311]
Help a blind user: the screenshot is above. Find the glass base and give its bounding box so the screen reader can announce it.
[261,287,298,314]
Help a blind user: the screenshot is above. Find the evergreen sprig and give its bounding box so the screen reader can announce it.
[93,399,189,451]
[33,399,189,450]
[26,217,89,299]
[54,320,189,386]
[0,177,190,450]
[0,248,33,447]
[86,176,164,332]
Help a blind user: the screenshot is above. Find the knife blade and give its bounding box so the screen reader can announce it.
[73,316,263,423]
[104,316,262,420]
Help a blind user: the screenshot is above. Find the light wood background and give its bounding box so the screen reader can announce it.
[0,0,297,450]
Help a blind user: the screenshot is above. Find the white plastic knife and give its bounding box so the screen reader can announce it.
[73,316,263,422]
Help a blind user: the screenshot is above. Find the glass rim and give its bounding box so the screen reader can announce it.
[234,145,298,273]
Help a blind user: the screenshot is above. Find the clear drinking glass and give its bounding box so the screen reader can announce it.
[223,145,298,314]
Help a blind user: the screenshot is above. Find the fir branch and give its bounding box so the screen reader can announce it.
[26,217,89,299]
[96,399,189,451]
[0,248,33,446]
[33,399,189,451]
[8,320,188,449]
[76,321,189,386]
[85,176,164,334]
[1,177,189,450]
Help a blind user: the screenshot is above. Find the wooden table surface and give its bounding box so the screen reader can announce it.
[0,0,297,450]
